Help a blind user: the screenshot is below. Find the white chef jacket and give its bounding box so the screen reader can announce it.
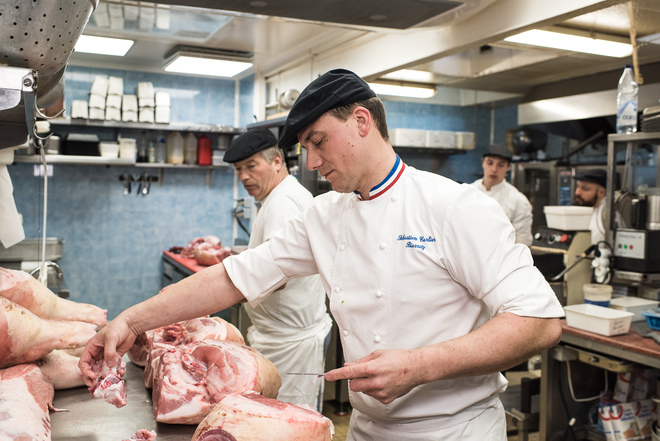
[590,198,607,246]
[471,179,533,246]
[224,161,564,435]
[244,175,332,409]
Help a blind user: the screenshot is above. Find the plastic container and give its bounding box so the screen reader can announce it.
[583,284,613,307]
[564,303,633,336]
[183,132,198,165]
[642,311,660,331]
[118,138,136,161]
[610,297,660,322]
[616,65,638,134]
[155,134,166,163]
[197,134,212,165]
[543,206,593,230]
[99,142,119,158]
[166,131,184,165]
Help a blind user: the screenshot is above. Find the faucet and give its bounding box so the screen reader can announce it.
[30,261,63,279]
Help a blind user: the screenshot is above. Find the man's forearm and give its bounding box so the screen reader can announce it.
[121,262,246,335]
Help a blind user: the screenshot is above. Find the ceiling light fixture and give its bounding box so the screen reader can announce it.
[164,46,253,78]
[74,35,134,56]
[368,82,436,99]
[504,29,632,58]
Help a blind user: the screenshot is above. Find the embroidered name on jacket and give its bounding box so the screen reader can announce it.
[397,234,436,251]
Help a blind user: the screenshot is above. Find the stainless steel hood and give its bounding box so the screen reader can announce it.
[0,1,99,149]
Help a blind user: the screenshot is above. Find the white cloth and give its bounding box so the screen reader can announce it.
[223,165,564,435]
[590,199,606,246]
[471,179,533,246]
[0,148,26,248]
[244,175,331,409]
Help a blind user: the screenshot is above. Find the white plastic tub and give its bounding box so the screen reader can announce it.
[544,206,593,230]
[610,296,660,322]
[99,141,119,158]
[564,303,633,336]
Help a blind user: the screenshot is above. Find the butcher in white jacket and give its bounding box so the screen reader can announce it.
[223,128,332,411]
[471,144,533,246]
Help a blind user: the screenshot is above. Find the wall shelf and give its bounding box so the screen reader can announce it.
[48,118,243,134]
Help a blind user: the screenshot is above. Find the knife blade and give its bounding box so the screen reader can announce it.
[287,372,326,377]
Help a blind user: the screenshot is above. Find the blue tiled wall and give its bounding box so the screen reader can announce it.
[383,100,519,183]
[7,64,519,320]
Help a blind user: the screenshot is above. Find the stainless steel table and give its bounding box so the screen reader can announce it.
[51,358,196,441]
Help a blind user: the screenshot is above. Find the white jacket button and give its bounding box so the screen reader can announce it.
[333,286,341,293]
[379,242,387,250]
[375,290,383,298]
[343,329,349,336]
[339,244,346,251]
[374,335,382,343]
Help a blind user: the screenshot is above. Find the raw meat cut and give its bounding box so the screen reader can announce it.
[143,317,244,387]
[122,429,157,441]
[127,329,155,367]
[0,267,107,328]
[152,340,281,424]
[89,355,127,408]
[0,364,55,441]
[36,349,85,390]
[192,392,334,441]
[194,243,231,266]
[0,297,97,369]
[181,236,221,259]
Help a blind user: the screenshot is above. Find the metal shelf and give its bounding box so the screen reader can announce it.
[48,117,243,134]
[13,154,229,168]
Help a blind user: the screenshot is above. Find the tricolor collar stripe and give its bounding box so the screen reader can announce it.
[355,155,405,200]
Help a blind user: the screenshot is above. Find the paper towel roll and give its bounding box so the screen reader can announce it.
[0,154,26,248]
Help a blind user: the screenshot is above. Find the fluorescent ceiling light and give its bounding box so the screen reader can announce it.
[164,55,252,77]
[74,35,134,56]
[381,69,435,83]
[368,83,436,99]
[504,30,632,58]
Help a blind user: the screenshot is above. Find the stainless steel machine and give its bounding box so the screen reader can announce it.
[606,133,660,297]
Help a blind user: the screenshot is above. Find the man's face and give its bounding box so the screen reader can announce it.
[574,180,604,207]
[233,152,282,201]
[481,156,510,187]
[298,112,364,194]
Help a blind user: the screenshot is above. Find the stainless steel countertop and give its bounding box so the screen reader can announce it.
[51,357,196,441]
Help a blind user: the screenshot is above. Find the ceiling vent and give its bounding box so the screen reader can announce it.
[155,0,464,29]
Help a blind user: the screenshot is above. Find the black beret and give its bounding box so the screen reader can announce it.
[279,69,377,149]
[573,168,607,188]
[223,128,278,163]
[482,144,513,161]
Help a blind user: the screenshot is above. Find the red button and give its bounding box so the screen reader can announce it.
[630,245,633,250]
[560,234,568,243]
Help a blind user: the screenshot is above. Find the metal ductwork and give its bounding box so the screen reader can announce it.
[518,82,660,144]
[0,0,100,150]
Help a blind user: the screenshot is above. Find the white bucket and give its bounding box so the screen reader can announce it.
[584,284,613,307]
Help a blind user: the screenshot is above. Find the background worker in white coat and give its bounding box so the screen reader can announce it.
[573,168,607,246]
[471,144,533,246]
[223,128,332,410]
[81,69,564,441]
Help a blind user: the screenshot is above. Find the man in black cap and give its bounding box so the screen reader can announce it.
[471,144,533,246]
[573,168,608,245]
[80,69,564,441]
[223,128,331,411]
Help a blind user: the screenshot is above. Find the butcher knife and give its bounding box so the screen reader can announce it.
[287,372,326,378]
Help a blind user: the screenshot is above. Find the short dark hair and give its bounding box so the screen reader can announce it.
[328,96,389,142]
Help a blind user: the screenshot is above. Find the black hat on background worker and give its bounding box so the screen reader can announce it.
[279,69,377,149]
[223,128,278,163]
[573,169,607,189]
[482,144,513,162]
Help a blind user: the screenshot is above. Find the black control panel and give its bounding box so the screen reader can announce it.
[532,227,580,251]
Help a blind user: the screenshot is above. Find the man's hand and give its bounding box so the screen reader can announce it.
[79,315,137,387]
[324,349,426,404]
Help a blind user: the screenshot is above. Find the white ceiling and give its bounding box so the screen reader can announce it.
[69,0,660,109]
